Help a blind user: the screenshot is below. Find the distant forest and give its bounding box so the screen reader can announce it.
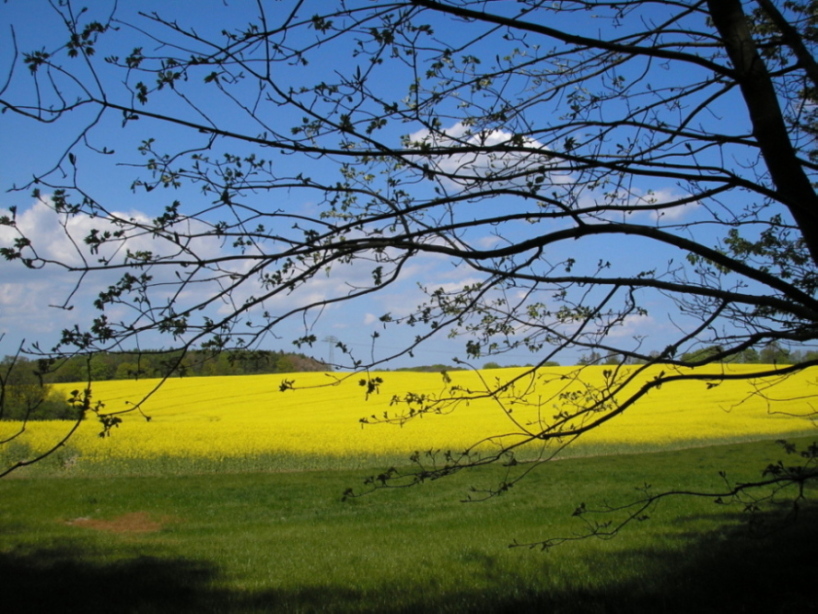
[0,350,329,384]
[0,349,328,421]
[33,349,329,383]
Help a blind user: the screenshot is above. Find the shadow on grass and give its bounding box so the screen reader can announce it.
[1,544,361,614]
[418,508,818,614]
[553,509,818,614]
[4,508,817,613]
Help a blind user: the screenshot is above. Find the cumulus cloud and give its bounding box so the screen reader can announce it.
[580,186,701,224]
[363,313,378,325]
[0,197,227,273]
[645,188,701,221]
[0,197,470,352]
[606,313,657,339]
[406,122,573,191]
[400,122,702,237]
[0,197,245,347]
[475,235,504,249]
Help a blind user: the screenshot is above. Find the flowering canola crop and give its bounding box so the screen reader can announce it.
[3,364,816,468]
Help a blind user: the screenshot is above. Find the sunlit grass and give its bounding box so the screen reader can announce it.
[2,438,816,612]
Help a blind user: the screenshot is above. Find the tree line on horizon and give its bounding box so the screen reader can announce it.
[582,341,818,366]
[0,348,326,421]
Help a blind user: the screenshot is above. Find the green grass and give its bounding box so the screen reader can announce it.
[1,438,816,613]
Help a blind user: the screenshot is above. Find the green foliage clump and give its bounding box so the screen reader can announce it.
[0,356,76,421]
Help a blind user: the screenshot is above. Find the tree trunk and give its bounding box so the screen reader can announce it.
[708,0,818,266]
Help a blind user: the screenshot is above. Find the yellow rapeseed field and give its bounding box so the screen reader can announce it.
[2,364,816,467]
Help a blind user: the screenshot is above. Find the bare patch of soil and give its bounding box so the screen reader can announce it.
[66,512,171,534]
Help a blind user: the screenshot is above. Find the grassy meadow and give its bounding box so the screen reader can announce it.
[1,365,817,612]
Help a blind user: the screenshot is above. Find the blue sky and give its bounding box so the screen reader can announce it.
[0,1,764,368]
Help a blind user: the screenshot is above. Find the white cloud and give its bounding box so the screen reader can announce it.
[0,197,238,348]
[646,188,701,221]
[475,235,503,249]
[581,186,701,224]
[606,313,657,339]
[406,122,573,190]
[363,313,378,325]
[0,197,227,273]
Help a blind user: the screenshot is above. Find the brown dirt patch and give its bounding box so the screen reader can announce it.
[66,511,170,534]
